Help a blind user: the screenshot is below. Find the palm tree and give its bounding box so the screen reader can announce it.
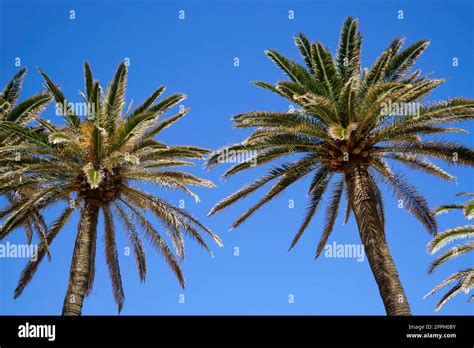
[0,62,222,315]
[206,17,474,315]
[0,68,51,244]
[424,192,473,311]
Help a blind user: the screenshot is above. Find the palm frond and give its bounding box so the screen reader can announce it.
[315,176,344,257]
[0,68,27,113]
[427,225,474,254]
[289,168,331,250]
[228,156,318,230]
[375,168,437,234]
[428,243,474,273]
[38,68,81,129]
[104,62,127,133]
[433,204,464,216]
[13,206,74,298]
[121,198,185,287]
[336,17,361,83]
[384,40,429,81]
[113,202,147,282]
[385,153,455,181]
[102,205,125,313]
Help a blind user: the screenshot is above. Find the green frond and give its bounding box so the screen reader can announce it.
[310,42,340,98]
[253,80,280,92]
[125,170,215,189]
[209,171,281,217]
[433,204,464,216]
[289,168,330,250]
[290,91,338,124]
[142,107,190,140]
[428,243,474,273]
[360,48,394,95]
[376,141,474,167]
[221,146,314,178]
[375,169,437,234]
[434,284,467,311]
[343,182,352,225]
[13,206,74,298]
[38,68,81,129]
[385,153,455,181]
[357,82,405,132]
[84,61,94,101]
[405,98,474,125]
[123,187,185,259]
[0,121,51,148]
[337,77,358,126]
[104,62,127,133]
[0,68,27,113]
[139,145,209,162]
[147,93,186,114]
[110,110,161,152]
[113,202,147,281]
[233,110,323,130]
[398,78,445,103]
[48,131,76,145]
[374,124,468,144]
[242,133,323,150]
[424,268,473,311]
[0,185,70,239]
[102,205,125,312]
[384,40,430,81]
[464,200,474,219]
[120,198,185,287]
[121,186,222,252]
[130,139,167,154]
[130,86,166,117]
[143,160,195,169]
[424,272,461,299]
[264,49,324,95]
[315,176,344,257]
[243,126,325,147]
[457,192,474,197]
[293,33,315,75]
[4,92,51,124]
[229,156,318,231]
[336,16,361,83]
[427,225,474,254]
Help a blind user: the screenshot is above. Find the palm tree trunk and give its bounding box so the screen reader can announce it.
[345,164,411,315]
[62,200,99,316]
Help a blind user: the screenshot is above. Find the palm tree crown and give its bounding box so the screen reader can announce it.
[0,62,222,315]
[206,17,474,315]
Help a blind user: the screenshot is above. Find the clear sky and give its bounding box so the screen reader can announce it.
[0,0,473,315]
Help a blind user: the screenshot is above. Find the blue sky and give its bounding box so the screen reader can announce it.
[0,0,473,315]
